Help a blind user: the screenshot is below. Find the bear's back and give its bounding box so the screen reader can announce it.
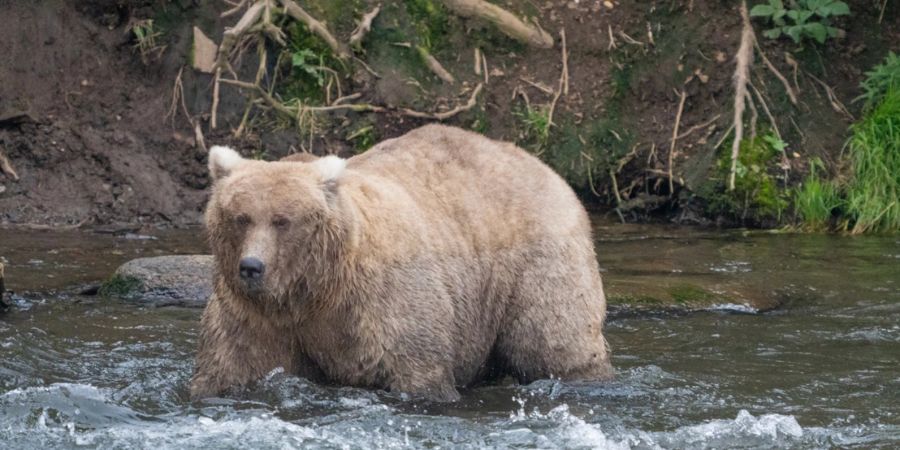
[346,125,589,245]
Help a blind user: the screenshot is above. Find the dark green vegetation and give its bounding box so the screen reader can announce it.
[98,275,143,298]
[751,0,850,44]
[792,52,900,233]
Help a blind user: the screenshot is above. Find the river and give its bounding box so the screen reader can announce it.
[0,221,897,448]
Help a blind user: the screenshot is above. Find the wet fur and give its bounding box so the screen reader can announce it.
[192,125,613,401]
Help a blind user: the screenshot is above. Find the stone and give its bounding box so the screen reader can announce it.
[102,255,213,307]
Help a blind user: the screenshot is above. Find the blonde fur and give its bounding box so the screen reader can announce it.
[192,125,613,401]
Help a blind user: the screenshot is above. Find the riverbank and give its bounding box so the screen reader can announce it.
[0,1,896,229]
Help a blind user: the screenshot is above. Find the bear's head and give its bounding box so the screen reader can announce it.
[205,145,350,305]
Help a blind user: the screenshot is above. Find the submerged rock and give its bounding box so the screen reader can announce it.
[102,255,213,307]
[605,276,783,317]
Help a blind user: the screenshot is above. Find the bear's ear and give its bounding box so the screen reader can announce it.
[208,145,244,181]
[311,155,346,182]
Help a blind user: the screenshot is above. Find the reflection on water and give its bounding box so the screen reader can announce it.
[0,223,898,448]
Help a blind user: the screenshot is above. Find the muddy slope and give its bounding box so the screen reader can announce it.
[0,1,896,228]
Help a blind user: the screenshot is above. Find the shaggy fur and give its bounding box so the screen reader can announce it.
[192,124,613,401]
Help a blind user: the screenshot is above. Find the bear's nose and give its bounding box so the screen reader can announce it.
[239,257,265,280]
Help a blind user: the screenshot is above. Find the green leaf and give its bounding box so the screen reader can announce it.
[826,26,840,37]
[770,0,784,9]
[763,28,783,39]
[773,9,787,21]
[786,10,800,21]
[805,22,827,43]
[751,4,776,17]
[798,10,814,23]
[785,25,804,43]
[828,1,850,16]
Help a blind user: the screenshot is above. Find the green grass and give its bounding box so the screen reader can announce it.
[794,159,844,231]
[857,51,899,111]
[845,86,900,233]
[514,104,551,149]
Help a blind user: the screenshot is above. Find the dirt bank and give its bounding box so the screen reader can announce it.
[0,1,896,228]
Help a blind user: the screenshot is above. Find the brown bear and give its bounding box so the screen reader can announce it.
[191,124,613,401]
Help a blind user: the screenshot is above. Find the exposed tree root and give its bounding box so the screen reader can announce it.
[401,83,483,120]
[349,5,380,49]
[668,90,687,196]
[729,1,754,192]
[755,42,797,105]
[440,0,553,48]
[223,78,483,121]
[416,46,456,84]
[279,0,350,60]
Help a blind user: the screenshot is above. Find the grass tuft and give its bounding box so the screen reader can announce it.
[794,158,844,231]
[845,86,900,233]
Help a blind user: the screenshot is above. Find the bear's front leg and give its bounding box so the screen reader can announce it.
[190,293,297,399]
[388,361,461,402]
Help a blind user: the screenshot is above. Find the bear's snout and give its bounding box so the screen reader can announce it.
[239,257,265,281]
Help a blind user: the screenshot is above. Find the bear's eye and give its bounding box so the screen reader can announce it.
[272,215,290,228]
[235,214,251,227]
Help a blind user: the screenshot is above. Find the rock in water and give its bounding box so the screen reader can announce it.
[102,255,213,307]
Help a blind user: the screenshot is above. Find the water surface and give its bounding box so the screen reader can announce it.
[1,223,897,448]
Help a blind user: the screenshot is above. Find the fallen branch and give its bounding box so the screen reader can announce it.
[279,0,350,60]
[349,5,381,49]
[668,90,687,195]
[0,148,19,181]
[440,0,553,48]
[729,1,754,192]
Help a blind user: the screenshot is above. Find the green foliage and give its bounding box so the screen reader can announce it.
[668,284,717,304]
[706,133,789,223]
[514,104,551,149]
[346,125,377,152]
[403,0,449,51]
[750,0,849,44]
[794,158,843,231]
[291,49,327,88]
[281,22,344,104]
[845,86,900,233]
[857,52,900,112]
[129,19,165,61]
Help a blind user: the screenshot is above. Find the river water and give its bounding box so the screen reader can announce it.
[0,223,897,449]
